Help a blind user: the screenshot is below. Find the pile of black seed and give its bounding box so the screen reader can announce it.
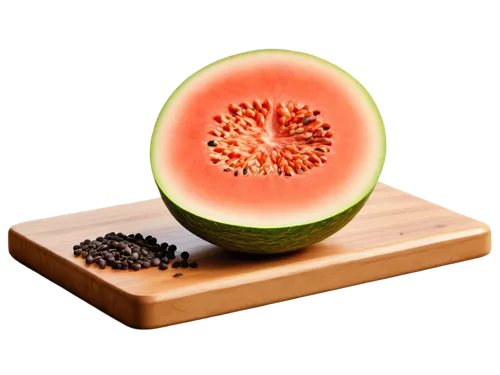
[72,232,198,272]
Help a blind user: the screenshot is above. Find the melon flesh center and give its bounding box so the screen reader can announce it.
[152,51,385,227]
[207,98,334,177]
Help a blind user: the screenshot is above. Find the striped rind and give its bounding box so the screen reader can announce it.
[160,186,372,254]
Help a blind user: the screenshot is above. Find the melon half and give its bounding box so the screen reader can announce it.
[151,50,386,254]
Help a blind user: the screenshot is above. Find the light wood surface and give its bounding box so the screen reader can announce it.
[8,183,491,329]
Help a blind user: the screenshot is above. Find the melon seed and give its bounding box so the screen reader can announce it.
[72,232,194,272]
[206,100,331,177]
[302,116,316,125]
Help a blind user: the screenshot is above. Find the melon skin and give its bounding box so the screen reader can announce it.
[159,187,371,254]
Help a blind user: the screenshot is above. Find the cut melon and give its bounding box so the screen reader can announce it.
[151,49,386,254]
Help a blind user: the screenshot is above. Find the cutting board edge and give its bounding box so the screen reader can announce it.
[131,227,492,328]
[8,228,149,328]
[8,223,491,329]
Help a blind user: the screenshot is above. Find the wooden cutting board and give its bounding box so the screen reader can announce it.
[8,183,491,329]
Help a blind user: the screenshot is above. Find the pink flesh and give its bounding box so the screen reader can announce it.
[161,59,369,215]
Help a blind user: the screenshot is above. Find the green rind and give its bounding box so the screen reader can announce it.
[160,186,372,254]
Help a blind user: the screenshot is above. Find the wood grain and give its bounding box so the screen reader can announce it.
[8,183,491,329]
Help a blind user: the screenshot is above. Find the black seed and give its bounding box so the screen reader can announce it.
[142,261,151,269]
[189,261,198,268]
[116,263,123,270]
[207,140,217,147]
[105,232,116,237]
[181,251,190,260]
[243,168,248,175]
[82,245,89,251]
[131,263,141,271]
[156,251,165,259]
[141,249,149,257]
[122,246,132,256]
[278,167,282,176]
[117,242,127,250]
[84,239,91,245]
[173,273,183,278]
[98,259,106,269]
[160,242,169,250]
[93,256,102,262]
[136,260,144,266]
[146,236,157,245]
[109,241,118,249]
[313,110,321,116]
[130,252,139,261]
[145,235,152,241]
[234,170,239,176]
[135,233,144,240]
[161,257,170,264]
[168,244,177,252]
[121,263,129,270]
[223,168,231,172]
[86,255,94,265]
[73,245,81,251]
[73,248,82,256]
[127,260,134,265]
[180,260,189,268]
[116,232,125,238]
[159,263,168,270]
[172,261,181,268]
[151,258,161,267]
[81,251,88,258]
[166,252,176,260]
